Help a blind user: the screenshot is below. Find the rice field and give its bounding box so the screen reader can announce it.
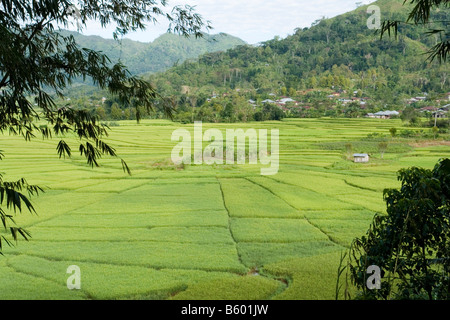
[0,117,448,300]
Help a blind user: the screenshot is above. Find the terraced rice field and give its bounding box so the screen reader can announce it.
[0,118,448,299]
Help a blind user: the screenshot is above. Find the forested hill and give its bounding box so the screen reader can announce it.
[149,0,449,107]
[59,30,247,75]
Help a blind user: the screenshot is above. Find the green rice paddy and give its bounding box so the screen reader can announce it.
[0,118,448,300]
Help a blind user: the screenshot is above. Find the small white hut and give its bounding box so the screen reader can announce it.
[353,153,369,163]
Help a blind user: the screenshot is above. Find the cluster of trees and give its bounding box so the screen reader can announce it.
[167,92,286,123]
[57,84,449,125]
[342,158,450,300]
[62,88,449,125]
[154,90,373,123]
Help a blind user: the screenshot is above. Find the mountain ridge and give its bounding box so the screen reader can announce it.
[59,29,247,76]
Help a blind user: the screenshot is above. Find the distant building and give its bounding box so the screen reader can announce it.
[277,98,296,105]
[406,98,418,104]
[420,106,436,112]
[338,98,353,104]
[366,110,399,119]
[353,153,370,163]
[433,110,448,119]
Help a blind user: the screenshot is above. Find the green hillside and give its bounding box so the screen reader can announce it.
[146,0,448,122]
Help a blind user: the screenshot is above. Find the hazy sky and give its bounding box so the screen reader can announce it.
[73,0,375,44]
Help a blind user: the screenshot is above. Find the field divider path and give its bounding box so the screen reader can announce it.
[10,251,248,275]
[343,179,377,192]
[217,177,294,299]
[216,177,247,270]
[244,177,343,248]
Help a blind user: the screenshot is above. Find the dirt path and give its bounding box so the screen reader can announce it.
[408,140,450,148]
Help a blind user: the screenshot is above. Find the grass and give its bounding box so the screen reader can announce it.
[4,241,246,273]
[237,241,341,267]
[170,275,284,300]
[231,218,329,243]
[34,210,230,228]
[263,251,346,300]
[218,178,301,218]
[0,117,448,300]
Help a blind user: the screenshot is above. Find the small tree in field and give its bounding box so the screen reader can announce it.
[389,127,397,139]
[432,126,439,140]
[347,158,450,300]
[378,141,388,159]
[345,143,353,160]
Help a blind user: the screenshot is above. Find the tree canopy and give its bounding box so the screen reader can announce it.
[347,158,450,300]
[380,0,449,62]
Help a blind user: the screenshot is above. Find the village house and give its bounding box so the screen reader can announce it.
[420,106,436,112]
[276,98,297,106]
[365,110,400,119]
[338,98,353,104]
[406,94,429,104]
[406,98,418,104]
[327,92,341,99]
[353,153,370,163]
[433,110,448,119]
[421,105,449,118]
